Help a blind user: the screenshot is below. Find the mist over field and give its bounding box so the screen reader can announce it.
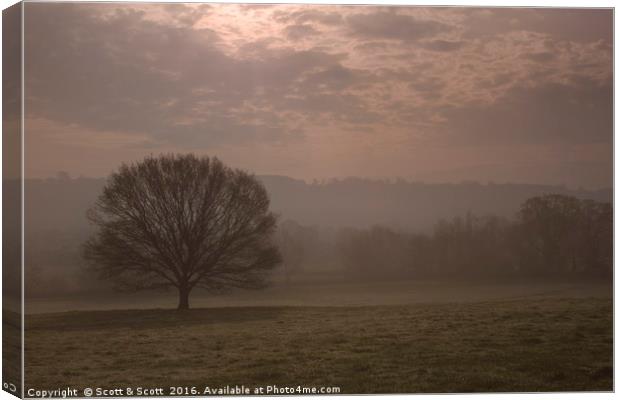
[18,171,614,392]
[15,175,611,311]
[22,175,612,233]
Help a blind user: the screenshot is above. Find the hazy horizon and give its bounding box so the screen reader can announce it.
[19,4,612,189]
[24,168,615,192]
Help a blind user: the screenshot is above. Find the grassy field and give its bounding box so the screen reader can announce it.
[25,294,612,394]
[26,278,611,313]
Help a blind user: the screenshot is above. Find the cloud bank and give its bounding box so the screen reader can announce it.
[23,4,612,188]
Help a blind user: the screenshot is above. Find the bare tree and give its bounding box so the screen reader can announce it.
[83,154,281,310]
[276,220,306,284]
[515,194,612,276]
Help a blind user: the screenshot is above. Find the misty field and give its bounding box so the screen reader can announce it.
[25,284,612,394]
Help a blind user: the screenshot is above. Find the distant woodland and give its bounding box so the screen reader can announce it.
[6,175,612,297]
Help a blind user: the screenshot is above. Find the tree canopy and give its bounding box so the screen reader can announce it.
[84,154,281,309]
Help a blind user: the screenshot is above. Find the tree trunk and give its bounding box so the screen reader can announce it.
[177,286,190,310]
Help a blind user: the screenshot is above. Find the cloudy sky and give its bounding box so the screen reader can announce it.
[23,3,612,188]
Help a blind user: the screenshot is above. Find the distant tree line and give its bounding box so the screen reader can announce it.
[25,193,612,298]
[336,194,612,279]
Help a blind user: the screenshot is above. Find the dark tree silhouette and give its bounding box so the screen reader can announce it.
[516,194,582,274]
[276,220,312,284]
[516,194,612,276]
[83,154,281,310]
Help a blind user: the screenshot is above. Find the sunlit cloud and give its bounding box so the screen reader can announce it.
[23,3,612,188]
